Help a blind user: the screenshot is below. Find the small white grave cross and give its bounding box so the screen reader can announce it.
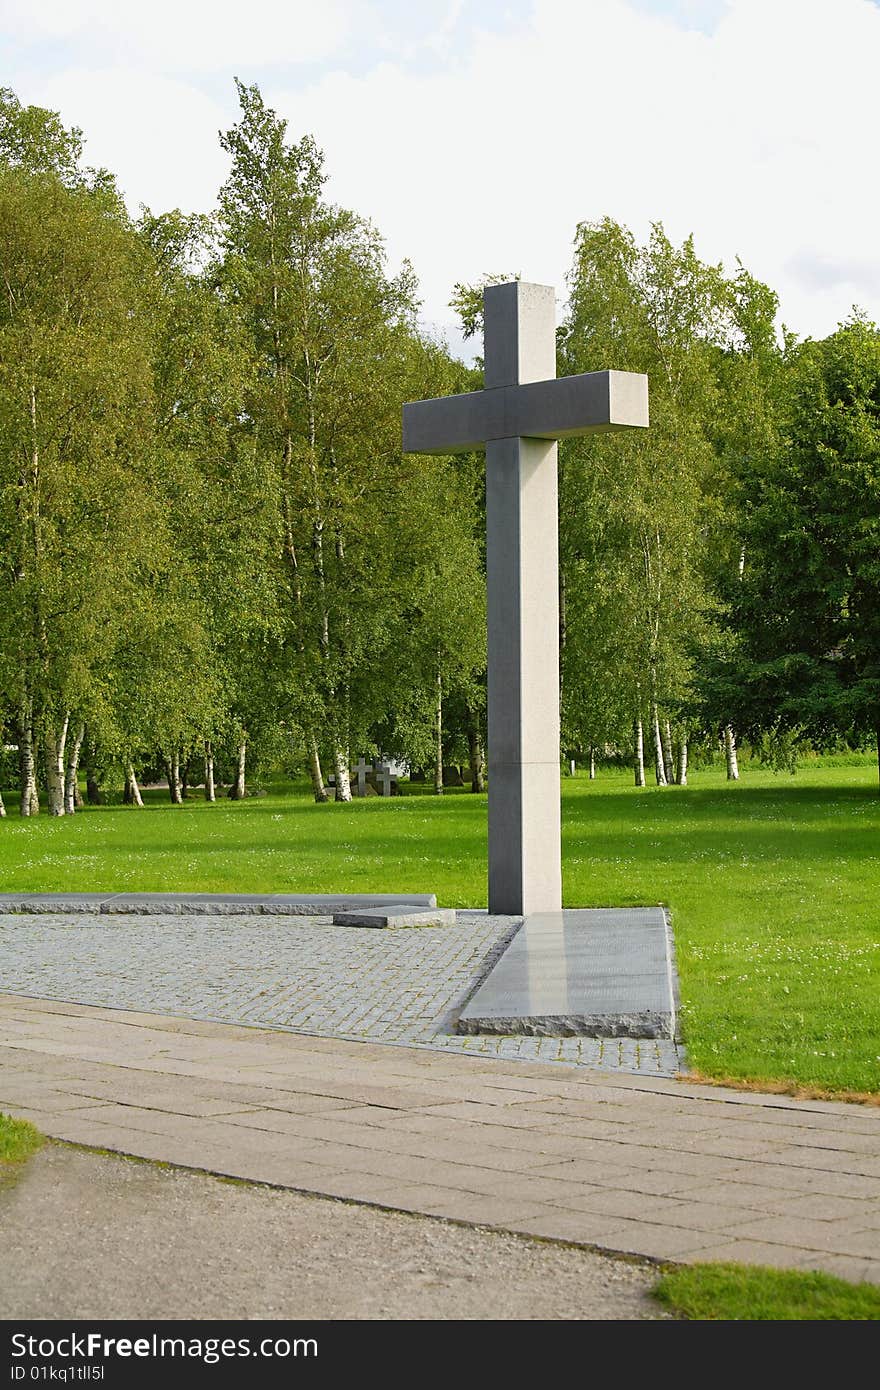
[403,282,648,914]
[354,756,370,798]
[374,759,392,798]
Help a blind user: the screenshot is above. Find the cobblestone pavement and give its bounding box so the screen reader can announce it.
[0,912,685,1076]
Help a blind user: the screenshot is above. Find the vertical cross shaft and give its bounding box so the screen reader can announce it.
[484,283,562,915]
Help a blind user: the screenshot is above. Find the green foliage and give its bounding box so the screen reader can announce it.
[0,79,877,815]
[135,205,275,770]
[709,317,880,752]
[655,1263,880,1320]
[0,87,83,182]
[754,726,802,774]
[0,87,122,209]
[0,163,156,745]
[0,82,486,803]
[216,81,485,787]
[559,219,737,765]
[449,271,518,343]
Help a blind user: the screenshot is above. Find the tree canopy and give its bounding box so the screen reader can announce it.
[1,83,878,817]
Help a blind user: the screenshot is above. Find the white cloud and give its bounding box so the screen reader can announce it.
[1,0,368,70]
[263,0,880,343]
[5,0,880,344]
[35,68,229,215]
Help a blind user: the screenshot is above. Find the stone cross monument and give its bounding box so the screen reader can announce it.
[374,759,392,798]
[403,281,648,914]
[354,757,370,797]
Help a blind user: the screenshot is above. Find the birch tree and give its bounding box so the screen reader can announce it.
[560,219,730,783]
[0,163,155,813]
[370,430,486,786]
[140,208,277,803]
[216,82,467,802]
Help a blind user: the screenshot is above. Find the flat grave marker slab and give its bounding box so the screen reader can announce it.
[456,907,678,1040]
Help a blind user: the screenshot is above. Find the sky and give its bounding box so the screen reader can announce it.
[3,0,880,357]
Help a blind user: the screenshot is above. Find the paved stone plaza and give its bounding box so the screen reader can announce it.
[0,910,684,1075]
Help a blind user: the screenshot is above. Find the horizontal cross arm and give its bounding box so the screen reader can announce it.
[403,387,501,456]
[516,370,649,442]
[403,370,649,455]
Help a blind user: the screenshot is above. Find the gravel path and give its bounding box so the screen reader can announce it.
[0,1145,664,1321]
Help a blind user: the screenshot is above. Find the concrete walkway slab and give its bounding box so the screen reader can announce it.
[1,994,877,1283]
[458,909,678,1039]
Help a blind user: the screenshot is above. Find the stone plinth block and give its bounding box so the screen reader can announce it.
[332,906,456,929]
[0,892,438,917]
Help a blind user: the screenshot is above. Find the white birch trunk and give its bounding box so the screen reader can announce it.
[633,717,646,787]
[44,715,69,817]
[725,548,746,786]
[168,751,183,804]
[676,737,688,787]
[662,720,676,785]
[725,726,740,781]
[64,722,85,814]
[652,703,668,786]
[84,734,103,805]
[0,787,5,817]
[589,747,596,780]
[332,745,352,802]
[308,735,329,803]
[228,740,247,800]
[467,709,485,794]
[125,763,144,808]
[434,666,443,796]
[204,742,216,802]
[19,700,39,816]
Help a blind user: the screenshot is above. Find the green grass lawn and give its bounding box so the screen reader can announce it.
[1,758,879,1094]
[654,1262,880,1320]
[0,1112,43,1183]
